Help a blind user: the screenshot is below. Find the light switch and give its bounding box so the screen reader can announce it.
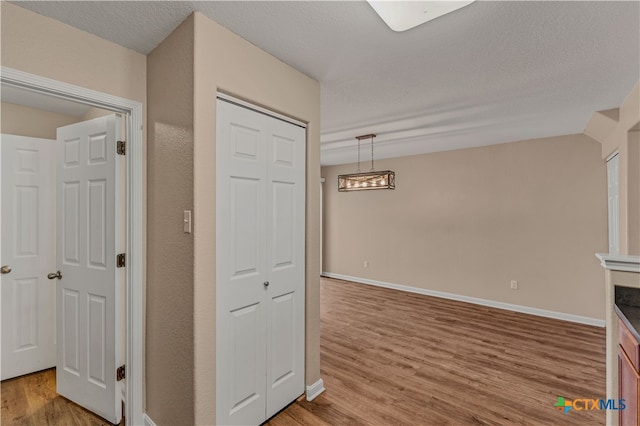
[183,210,192,234]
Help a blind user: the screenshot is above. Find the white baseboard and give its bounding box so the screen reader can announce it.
[143,413,157,426]
[322,272,605,327]
[141,384,326,425]
[306,378,325,401]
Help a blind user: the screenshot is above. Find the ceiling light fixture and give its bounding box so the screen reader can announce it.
[367,1,476,32]
[338,134,395,192]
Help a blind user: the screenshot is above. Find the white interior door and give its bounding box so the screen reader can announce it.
[216,98,305,425]
[56,115,123,424]
[607,153,620,255]
[1,134,56,381]
[264,113,306,419]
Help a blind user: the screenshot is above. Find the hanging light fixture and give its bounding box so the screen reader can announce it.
[338,134,395,192]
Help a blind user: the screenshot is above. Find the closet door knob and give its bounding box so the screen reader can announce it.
[264,281,270,288]
[1,265,11,274]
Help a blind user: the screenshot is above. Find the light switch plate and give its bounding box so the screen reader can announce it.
[184,210,192,234]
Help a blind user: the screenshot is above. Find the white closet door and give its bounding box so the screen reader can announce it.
[265,115,305,419]
[216,100,269,426]
[216,98,305,425]
[1,135,56,380]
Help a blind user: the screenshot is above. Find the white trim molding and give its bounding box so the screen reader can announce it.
[596,253,640,273]
[217,92,307,128]
[1,66,145,426]
[322,272,605,327]
[306,378,325,401]
[143,414,157,426]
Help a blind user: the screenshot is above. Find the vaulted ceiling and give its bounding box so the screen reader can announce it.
[12,1,640,165]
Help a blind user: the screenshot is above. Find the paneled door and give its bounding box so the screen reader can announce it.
[216,97,306,425]
[264,114,306,419]
[56,115,123,424]
[1,134,56,381]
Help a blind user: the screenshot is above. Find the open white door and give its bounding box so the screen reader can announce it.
[55,115,123,424]
[1,135,56,380]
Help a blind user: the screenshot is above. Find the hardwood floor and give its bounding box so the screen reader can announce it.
[1,368,118,426]
[267,277,606,426]
[2,278,605,425]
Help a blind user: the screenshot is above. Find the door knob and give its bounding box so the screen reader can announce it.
[1,265,11,274]
[264,281,270,288]
[47,271,62,280]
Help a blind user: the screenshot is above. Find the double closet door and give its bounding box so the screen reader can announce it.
[216,97,306,425]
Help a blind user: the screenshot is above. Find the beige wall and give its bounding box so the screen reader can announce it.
[1,102,113,140]
[598,83,640,256]
[1,3,146,103]
[1,102,78,139]
[145,11,321,425]
[322,134,608,320]
[82,107,114,121]
[628,131,639,255]
[1,0,148,414]
[192,12,321,424]
[146,16,195,425]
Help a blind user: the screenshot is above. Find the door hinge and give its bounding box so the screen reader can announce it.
[117,140,126,155]
[116,365,125,381]
[116,253,126,268]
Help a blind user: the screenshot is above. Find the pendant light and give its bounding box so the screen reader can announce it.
[338,134,395,192]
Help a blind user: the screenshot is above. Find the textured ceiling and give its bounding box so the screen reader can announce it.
[11,1,640,165]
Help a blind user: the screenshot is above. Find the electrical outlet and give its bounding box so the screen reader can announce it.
[510,280,518,290]
[364,260,369,268]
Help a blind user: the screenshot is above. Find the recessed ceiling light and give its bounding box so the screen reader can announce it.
[367,1,476,32]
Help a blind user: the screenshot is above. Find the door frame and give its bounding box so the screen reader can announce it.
[607,151,620,255]
[1,66,144,425]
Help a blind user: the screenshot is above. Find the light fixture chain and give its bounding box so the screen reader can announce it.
[370,134,375,172]
[357,137,361,173]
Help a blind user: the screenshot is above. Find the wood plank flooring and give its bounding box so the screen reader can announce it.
[267,277,606,426]
[1,368,119,425]
[2,277,606,425]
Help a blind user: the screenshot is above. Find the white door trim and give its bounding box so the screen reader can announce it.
[1,66,144,426]
[606,150,619,162]
[607,153,620,255]
[217,92,307,129]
